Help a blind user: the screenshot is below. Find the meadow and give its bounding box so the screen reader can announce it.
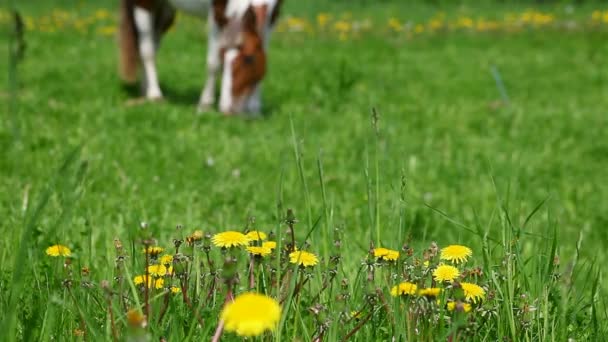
[2,0,608,340]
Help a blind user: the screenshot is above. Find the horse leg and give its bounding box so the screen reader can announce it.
[245,85,262,115]
[197,14,221,113]
[133,4,163,99]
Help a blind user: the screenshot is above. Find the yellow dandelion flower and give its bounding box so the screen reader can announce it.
[147,264,168,277]
[350,310,362,319]
[46,244,71,257]
[170,286,181,294]
[186,230,204,244]
[460,282,485,303]
[221,292,281,337]
[433,265,460,282]
[289,250,319,267]
[246,246,272,257]
[126,309,146,328]
[390,282,417,297]
[143,246,164,256]
[245,231,267,241]
[133,275,164,289]
[373,247,400,261]
[440,245,472,264]
[160,254,173,265]
[447,301,472,313]
[418,287,441,298]
[212,231,250,248]
[263,241,277,250]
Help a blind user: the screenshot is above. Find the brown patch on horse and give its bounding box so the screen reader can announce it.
[133,0,156,10]
[118,0,139,83]
[212,0,228,28]
[155,2,176,34]
[253,4,268,34]
[270,0,283,26]
[231,7,266,98]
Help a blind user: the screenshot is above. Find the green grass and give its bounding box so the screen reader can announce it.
[2,0,608,341]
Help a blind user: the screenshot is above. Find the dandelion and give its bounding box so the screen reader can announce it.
[212,231,250,248]
[134,275,164,289]
[418,287,441,298]
[143,246,164,257]
[433,265,460,282]
[147,264,170,277]
[460,282,485,303]
[262,241,277,250]
[46,244,71,257]
[390,282,418,297]
[447,301,472,313]
[245,231,267,241]
[160,254,173,265]
[440,245,472,264]
[289,250,319,267]
[373,247,399,261]
[170,286,181,294]
[186,230,204,244]
[221,292,281,337]
[126,309,146,328]
[246,246,273,257]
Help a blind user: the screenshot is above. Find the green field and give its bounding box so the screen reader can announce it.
[2,1,608,341]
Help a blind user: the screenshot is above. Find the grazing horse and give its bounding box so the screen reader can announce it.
[118,0,282,114]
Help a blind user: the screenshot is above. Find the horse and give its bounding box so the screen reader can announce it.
[118,0,282,115]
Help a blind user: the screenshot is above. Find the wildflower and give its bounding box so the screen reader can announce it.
[160,254,173,265]
[46,244,71,257]
[440,245,472,264]
[390,282,417,297]
[170,286,181,294]
[212,231,250,248]
[418,287,441,298]
[147,264,169,277]
[126,309,146,328]
[143,246,164,257]
[186,230,204,244]
[289,250,319,267]
[245,231,267,241]
[350,310,362,320]
[263,241,277,250]
[373,247,399,261]
[221,292,281,337]
[246,246,273,257]
[388,18,403,32]
[447,301,472,313]
[134,275,164,289]
[460,282,485,303]
[433,265,460,282]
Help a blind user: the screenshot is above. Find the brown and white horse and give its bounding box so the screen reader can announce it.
[118,0,282,114]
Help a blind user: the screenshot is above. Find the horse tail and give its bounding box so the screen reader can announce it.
[118,0,139,83]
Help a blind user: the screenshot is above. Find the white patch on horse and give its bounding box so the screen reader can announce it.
[220,48,239,113]
[198,12,221,112]
[134,7,162,99]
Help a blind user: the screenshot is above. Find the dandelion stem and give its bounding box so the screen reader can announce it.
[211,319,225,342]
[340,311,373,342]
[248,255,256,290]
[144,246,150,321]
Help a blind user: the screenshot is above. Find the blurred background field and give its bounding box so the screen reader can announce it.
[1,0,608,338]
